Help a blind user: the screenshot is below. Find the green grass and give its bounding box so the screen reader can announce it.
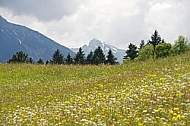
[0,52,190,125]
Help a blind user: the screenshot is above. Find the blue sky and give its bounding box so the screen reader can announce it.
[0,0,189,49]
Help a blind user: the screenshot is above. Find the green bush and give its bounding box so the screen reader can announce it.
[155,43,172,58]
[136,44,153,61]
[172,35,188,54]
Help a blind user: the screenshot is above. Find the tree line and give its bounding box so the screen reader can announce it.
[7,46,118,65]
[7,30,189,65]
[123,30,189,62]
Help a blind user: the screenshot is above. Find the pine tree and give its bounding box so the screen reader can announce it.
[139,39,145,50]
[86,51,94,64]
[93,46,105,65]
[106,49,117,65]
[149,30,161,58]
[46,60,49,64]
[37,58,44,64]
[51,49,64,64]
[74,47,85,64]
[65,53,73,64]
[28,57,33,64]
[124,43,138,60]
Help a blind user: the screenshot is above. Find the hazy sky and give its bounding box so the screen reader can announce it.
[0,0,189,49]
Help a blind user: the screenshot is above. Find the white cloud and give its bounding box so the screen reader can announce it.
[144,0,190,43]
[0,0,189,49]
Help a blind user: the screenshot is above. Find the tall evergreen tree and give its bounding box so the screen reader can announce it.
[149,30,161,58]
[51,49,64,64]
[93,46,105,65]
[139,39,145,50]
[86,51,94,64]
[37,58,44,64]
[28,57,33,64]
[124,43,138,60]
[74,47,85,64]
[65,53,73,64]
[161,39,165,43]
[106,49,117,65]
[46,60,49,64]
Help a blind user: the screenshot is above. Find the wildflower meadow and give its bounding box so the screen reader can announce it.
[0,52,190,125]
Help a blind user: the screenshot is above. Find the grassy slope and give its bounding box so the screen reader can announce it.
[0,52,190,125]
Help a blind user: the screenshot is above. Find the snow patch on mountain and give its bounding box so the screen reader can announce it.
[18,39,22,44]
[13,30,17,36]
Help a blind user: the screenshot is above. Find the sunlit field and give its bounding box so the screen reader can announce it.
[0,52,190,125]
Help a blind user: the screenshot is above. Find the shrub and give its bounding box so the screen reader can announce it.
[155,43,172,58]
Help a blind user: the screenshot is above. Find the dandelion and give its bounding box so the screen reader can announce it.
[64,101,70,105]
[173,107,179,111]
[157,108,163,113]
[144,91,151,95]
[169,110,174,115]
[97,84,104,89]
[172,116,178,121]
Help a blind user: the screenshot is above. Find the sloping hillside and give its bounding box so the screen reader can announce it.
[0,51,190,125]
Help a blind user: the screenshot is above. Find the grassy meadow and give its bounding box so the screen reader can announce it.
[0,52,190,125]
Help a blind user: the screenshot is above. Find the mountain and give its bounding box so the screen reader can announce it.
[72,38,126,63]
[0,16,75,62]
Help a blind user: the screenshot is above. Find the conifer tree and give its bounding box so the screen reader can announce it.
[46,60,49,64]
[37,58,44,64]
[74,47,85,64]
[139,39,145,50]
[86,51,94,64]
[149,30,161,58]
[65,53,73,64]
[93,46,105,65]
[28,57,33,64]
[51,49,64,64]
[106,49,117,65]
[124,43,138,60]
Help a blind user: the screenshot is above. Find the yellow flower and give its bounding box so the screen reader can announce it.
[9,114,13,118]
[144,91,151,95]
[149,74,156,78]
[169,110,174,115]
[98,84,104,88]
[156,82,163,87]
[64,101,70,105]
[172,116,177,121]
[125,122,129,125]
[98,92,102,96]
[159,77,165,81]
[142,85,148,88]
[157,108,163,112]
[177,93,184,97]
[173,113,177,116]
[180,115,186,119]
[173,107,179,111]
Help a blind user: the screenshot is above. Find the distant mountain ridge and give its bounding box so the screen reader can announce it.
[72,38,126,63]
[0,16,75,62]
